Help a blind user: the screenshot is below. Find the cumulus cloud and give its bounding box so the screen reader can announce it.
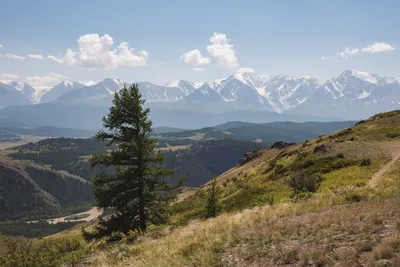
[322,42,394,60]
[28,54,44,60]
[48,33,148,70]
[0,53,26,60]
[206,33,239,68]
[2,73,19,79]
[192,68,207,72]
[180,49,210,65]
[0,44,3,48]
[362,42,394,53]
[25,73,69,90]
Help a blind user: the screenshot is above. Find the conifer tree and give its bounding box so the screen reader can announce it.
[205,178,219,218]
[87,84,176,238]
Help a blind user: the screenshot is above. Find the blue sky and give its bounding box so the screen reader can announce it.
[0,0,399,89]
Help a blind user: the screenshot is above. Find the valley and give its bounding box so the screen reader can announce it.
[1,110,399,266]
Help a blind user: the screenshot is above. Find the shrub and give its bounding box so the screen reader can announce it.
[372,244,393,260]
[336,153,344,159]
[0,237,84,267]
[356,241,374,252]
[287,172,323,193]
[345,192,365,203]
[387,132,400,138]
[360,158,371,166]
[205,178,219,218]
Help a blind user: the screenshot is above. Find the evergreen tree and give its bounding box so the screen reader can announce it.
[205,178,219,218]
[87,84,176,238]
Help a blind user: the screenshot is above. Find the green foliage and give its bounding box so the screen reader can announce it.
[290,154,357,174]
[0,161,92,221]
[360,158,372,166]
[0,222,79,238]
[205,178,219,218]
[10,138,108,181]
[64,213,90,221]
[386,132,400,138]
[88,84,177,237]
[0,237,85,267]
[287,172,323,193]
[163,139,264,186]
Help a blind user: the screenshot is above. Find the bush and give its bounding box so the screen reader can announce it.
[345,192,365,203]
[360,158,371,166]
[0,237,84,267]
[387,132,400,138]
[372,244,393,260]
[287,172,323,193]
[336,153,345,158]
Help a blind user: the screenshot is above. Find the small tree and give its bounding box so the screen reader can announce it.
[205,178,219,218]
[87,84,177,239]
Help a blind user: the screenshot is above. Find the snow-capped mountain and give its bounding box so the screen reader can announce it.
[164,80,199,95]
[291,69,400,118]
[182,83,224,103]
[138,81,190,102]
[54,78,130,106]
[0,69,398,120]
[0,81,31,108]
[40,81,87,103]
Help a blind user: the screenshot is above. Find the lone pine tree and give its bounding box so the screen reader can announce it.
[87,84,176,238]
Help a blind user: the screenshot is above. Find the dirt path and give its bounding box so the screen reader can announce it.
[367,142,400,187]
[45,207,102,224]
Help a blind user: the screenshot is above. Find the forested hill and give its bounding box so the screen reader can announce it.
[0,160,92,221]
[9,138,265,187]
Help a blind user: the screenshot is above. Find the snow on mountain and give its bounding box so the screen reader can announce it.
[0,69,398,119]
[261,75,321,112]
[0,81,31,108]
[53,78,129,106]
[40,81,87,103]
[182,83,224,103]
[291,69,400,118]
[164,80,197,96]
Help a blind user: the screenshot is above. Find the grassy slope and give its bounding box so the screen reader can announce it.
[2,110,400,266]
[0,153,93,221]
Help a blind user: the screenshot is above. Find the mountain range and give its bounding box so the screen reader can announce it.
[0,69,399,129]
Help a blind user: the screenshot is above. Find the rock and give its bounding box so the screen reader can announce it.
[238,149,262,166]
[270,141,295,149]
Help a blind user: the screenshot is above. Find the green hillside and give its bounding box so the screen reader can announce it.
[159,120,356,143]
[0,159,92,221]
[1,111,400,267]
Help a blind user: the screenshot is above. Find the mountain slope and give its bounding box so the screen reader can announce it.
[11,110,400,267]
[0,158,92,221]
[40,81,86,103]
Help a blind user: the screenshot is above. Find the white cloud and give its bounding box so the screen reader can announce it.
[180,49,210,66]
[25,73,69,90]
[323,42,395,60]
[2,73,19,79]
[0,53,26,60]
[336,51,348,59]
[48,33,148,70]
[192,68,207,72]
[362,42,394,53]
[206,33,239,69]
[48,55,64,64]
[345,47,360,55]
[0,44,3,48]
[28,54,44,60]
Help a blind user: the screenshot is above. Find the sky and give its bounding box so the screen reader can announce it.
[0,0,399,90]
